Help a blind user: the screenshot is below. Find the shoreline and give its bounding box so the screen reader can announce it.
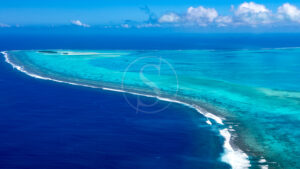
[1,50,253,169]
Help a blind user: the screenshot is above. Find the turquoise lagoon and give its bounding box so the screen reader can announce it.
[4,49,300,169]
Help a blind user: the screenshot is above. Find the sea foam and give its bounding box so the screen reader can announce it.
[1,51,252,169]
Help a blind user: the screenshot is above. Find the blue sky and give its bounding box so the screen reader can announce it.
[1,0,300,32]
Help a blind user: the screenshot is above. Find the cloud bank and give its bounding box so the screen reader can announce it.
[155,2,300,28]
[71,20,90,27]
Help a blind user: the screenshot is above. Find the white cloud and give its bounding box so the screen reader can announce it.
[71,20,90,27]
[234,2,272,25]
[277,3,300,23]
[0,23,10,28]
[215,16,233,27]
[159,13,180,23]
[235,2,270,15]
[186,6,218,26]
[157,3,273,27]
[135,2,300,28]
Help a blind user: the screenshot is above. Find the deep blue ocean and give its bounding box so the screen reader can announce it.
[2,28,300,50]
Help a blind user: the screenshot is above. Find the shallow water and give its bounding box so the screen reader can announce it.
[4,49,300,168]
